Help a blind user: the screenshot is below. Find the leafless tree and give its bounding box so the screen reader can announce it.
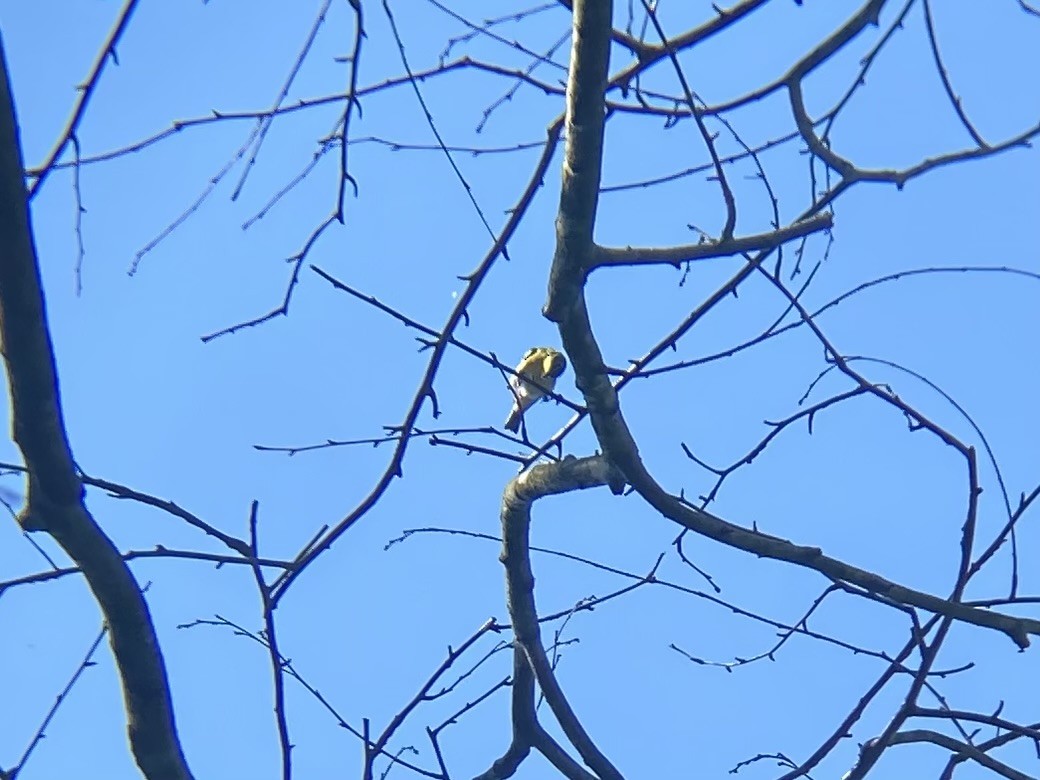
[2,2,1039,779]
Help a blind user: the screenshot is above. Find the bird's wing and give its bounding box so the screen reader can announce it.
[509,371,533,399]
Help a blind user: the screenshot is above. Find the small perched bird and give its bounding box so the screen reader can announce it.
[504,347,567,433]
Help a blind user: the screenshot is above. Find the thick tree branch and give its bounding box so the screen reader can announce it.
[0,34,193,780]
[542,0,1040,651]
[543,0,611,321]
[501,454,625,779]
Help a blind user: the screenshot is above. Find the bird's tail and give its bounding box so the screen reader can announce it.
[504,405,523,433]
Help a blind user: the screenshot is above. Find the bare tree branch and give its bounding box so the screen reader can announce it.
[26,0,140,200]
[501,454,626,779]
[0,32,194,780]
[592,213,832,268]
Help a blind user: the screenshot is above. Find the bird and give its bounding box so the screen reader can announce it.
[503,347,567,433]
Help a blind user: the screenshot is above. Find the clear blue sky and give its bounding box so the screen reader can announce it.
[1,2,1038,778]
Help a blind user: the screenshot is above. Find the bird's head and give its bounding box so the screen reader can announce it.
[544,350,567,379]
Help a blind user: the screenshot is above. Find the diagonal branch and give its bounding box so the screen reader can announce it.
[640,0,737,240]
[27,0,140,200]
[921,0,987,147]
[884,730,1031,780]
[270,120,566,606]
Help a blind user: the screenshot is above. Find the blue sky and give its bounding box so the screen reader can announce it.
[1,1,1039,778]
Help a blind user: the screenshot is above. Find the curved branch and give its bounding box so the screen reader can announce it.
[884,730,1031,780]
[0,35,193,780]
[501,454,626,779]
